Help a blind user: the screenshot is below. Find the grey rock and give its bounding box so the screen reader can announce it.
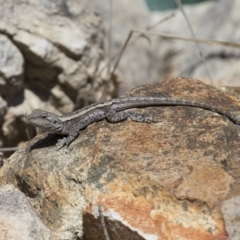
[0,34,24,97]
[0,96,7,147]
[0,96,7,119]
[2,89,60,149]
[221,196,240,240]
[0,184,51,240]
[0,0,118,104]
[0,0,120,154]
[0,154,3,167]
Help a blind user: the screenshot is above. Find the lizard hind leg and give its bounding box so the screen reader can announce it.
[106,109,157,123]
[106,109,130,122]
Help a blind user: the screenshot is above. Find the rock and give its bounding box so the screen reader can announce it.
[0,34,24,98]
[220,86,240,99]
[221,196,240,240]
[0,96,7,122]
[0,97,7,148]
[0,0,120,154]
[0,154,3,167]
[2,89,53,149]
[0,0,119,104]
[0,184,51,240]
[1,77,240,239]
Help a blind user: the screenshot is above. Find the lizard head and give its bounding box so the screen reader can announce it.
[28,109,64,133]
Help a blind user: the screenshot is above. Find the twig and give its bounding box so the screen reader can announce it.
[110,29,240,80]
[0,147,20,152]
[130,31,240,48]
[26,111,32,141]
[110,30,134,81]
[108,0,113,78]
[100,0,113,101]
[98,205,110,240]
[146,12,175,31]
[175,0,213,85]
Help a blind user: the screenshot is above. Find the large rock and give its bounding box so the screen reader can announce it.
[0,0,116,104]
[0,0,119,152]
[1,78,240,239]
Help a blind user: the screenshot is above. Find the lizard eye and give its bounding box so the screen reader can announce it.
[42,115,46,119]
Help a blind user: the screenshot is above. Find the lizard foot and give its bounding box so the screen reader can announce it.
[56,138,67,150]
[129,113,158,123]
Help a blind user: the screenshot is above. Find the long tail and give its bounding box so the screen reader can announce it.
[111,97,238,124]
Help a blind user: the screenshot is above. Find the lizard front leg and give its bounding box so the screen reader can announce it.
[57,131,79,149]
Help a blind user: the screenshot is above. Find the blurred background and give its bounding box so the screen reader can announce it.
[89,0,239,94]
[0,0,240,155]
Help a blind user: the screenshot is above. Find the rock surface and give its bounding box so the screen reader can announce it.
[0,34,24,97]
[0,0,119,153]
[0,184,51,240]
[1,77,240,239]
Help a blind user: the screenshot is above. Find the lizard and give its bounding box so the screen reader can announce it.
[28,96,240,148]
